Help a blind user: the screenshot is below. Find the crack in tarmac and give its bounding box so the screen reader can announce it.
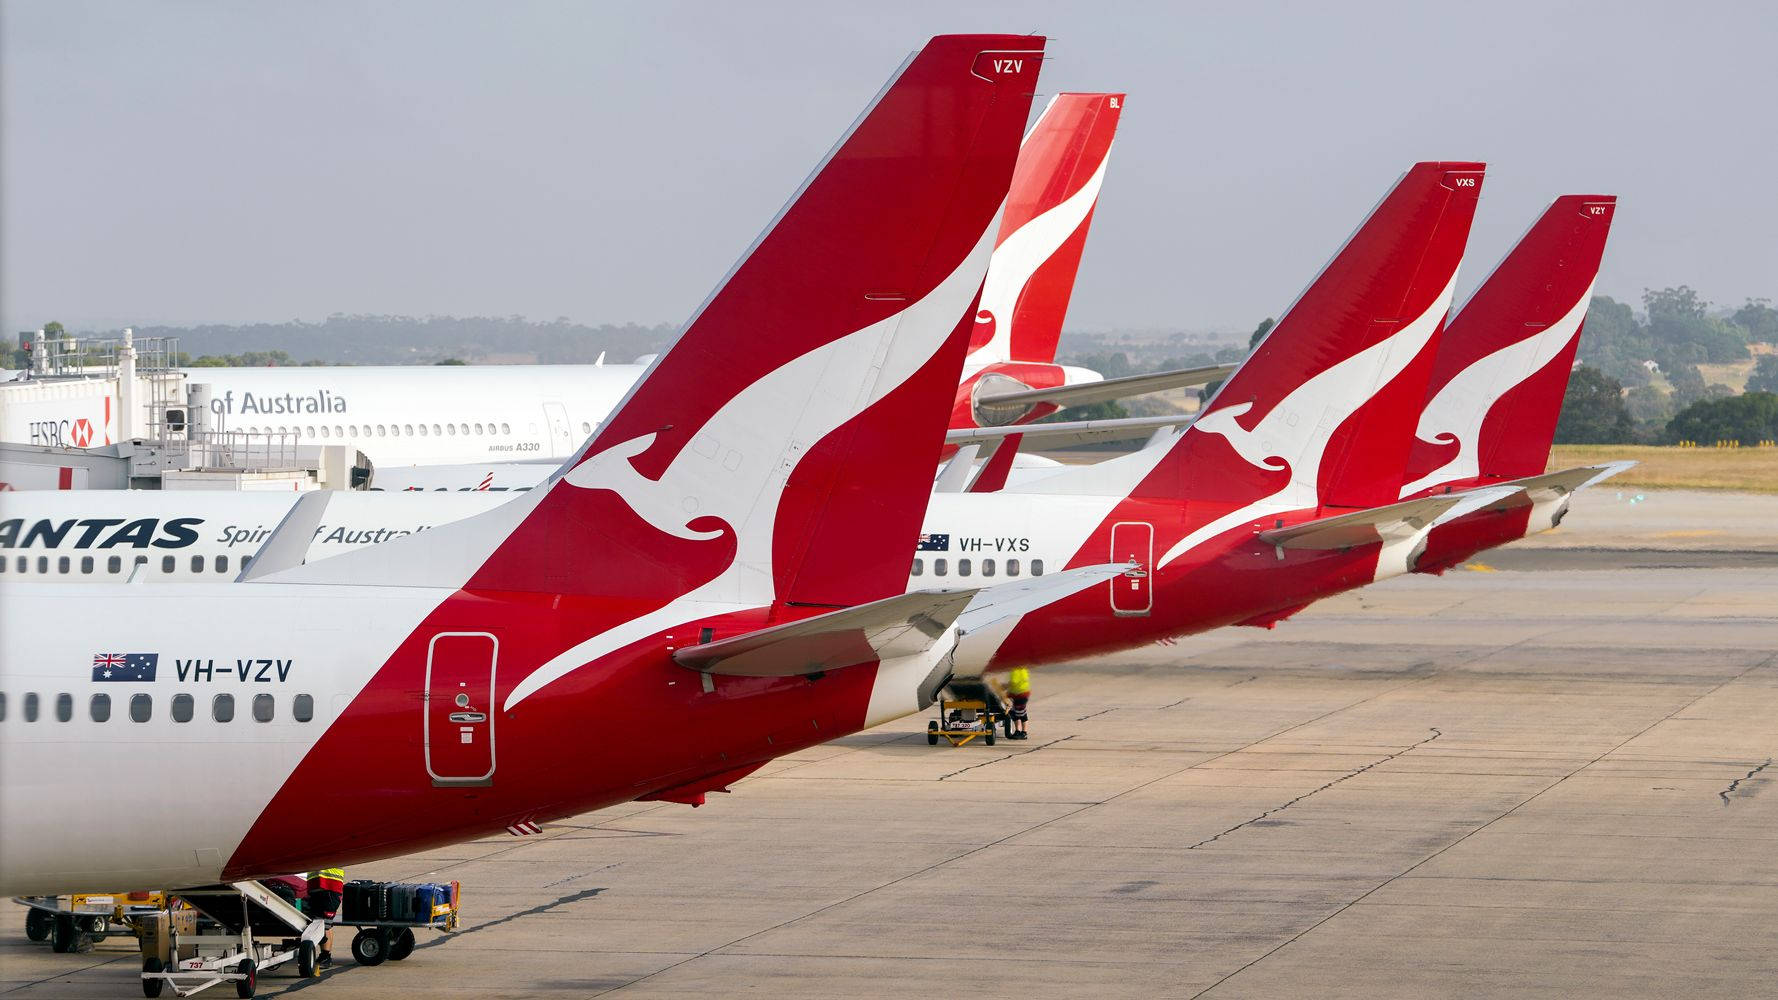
[1187,728,1443,850]
[936,735,1076,780]
[1719,758,1772,806]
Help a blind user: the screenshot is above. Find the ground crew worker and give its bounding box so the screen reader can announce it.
[305,867,345,966]
[1008,667,1032,739]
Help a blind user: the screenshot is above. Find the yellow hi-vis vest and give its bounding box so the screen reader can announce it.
[307,868,345,894]
[1008,668,1032,696]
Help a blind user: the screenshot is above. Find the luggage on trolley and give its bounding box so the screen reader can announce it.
[332,880,460,967]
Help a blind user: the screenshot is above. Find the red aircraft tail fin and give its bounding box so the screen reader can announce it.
[1159,162,1485,513]
[278,35,1046,610]
[967,92,1124,367]
[1401,195,1617,496]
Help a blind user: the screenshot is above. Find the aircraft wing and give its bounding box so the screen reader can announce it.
[974,363,1237,417]
[237,491,332,582]
[675,564,1127,678]
[945,414,1191,449]
[1259,488,1519,550]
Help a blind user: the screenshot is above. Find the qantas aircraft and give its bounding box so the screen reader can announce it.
[11,165,1571,661]
[4,175,1639,709]
[1398,194,1629,573]
[0,34,1133,895]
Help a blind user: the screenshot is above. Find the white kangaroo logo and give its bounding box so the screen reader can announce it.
[1398,281,1593,497]
[1156,275,1458,569]
[506,217,1002,710]
[562,432,727,542]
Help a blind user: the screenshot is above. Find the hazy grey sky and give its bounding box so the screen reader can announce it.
[4,1,1775,336]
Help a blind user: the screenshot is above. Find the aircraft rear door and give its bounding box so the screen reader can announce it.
[1109,521,1153,617]
[542,401,575,457]
[425,632,497,787]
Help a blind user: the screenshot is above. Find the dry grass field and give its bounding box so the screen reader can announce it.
[1548,443,1778,493]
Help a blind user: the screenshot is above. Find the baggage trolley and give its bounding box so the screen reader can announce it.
[927,697,999,747]
[329,879,460,967]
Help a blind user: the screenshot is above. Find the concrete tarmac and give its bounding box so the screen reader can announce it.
[4,490,1775,998]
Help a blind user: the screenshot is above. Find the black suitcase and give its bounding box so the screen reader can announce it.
[387,883,416,922]
[342,880,377,921]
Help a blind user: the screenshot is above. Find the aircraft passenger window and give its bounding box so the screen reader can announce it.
[90,693,110,723]
[12,556,21,573]
[212,693,235,723]
[334,425,343,436]
[1031,559,1044,576]
[191,555,204,573]
[108,556,122,574]
[293,694,314,722]
[306,426,316,437]
[390,425,400,437]
[1006,558,1020,577]
[934,558,947,576]
[0,557,7,574]
[129,693,151,723]
[433,424,442,435]
[171,693,194,723]
[37,556,48,573]
[446,424,456,436]
[459,424,470,436]
[377,425,387,437]
[0,692,6,720]
[958,558,972,577]
[403,424,413,435]
[55,692,72,722]
[162,556,175,574]
[348,425,358,436]
[253,693,275,723]
[24,692,38,722]
[501,423,511,434]
[58,556,69,573]
[216,555,229,573]
[81,556,93,574]
[580,422,590,434]
[911,558,923,577]
[241,556,253,570]
[417,424,427,436]
[320,426,330,438]
[983,559,995,577]
[475,423,484,435]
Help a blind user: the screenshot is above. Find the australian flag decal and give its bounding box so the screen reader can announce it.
[92,653,159,682]
[917,533,950,552]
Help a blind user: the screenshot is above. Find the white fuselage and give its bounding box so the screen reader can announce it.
[0,478,1116,586]
[0,581,439,894]
[186,365,642,470]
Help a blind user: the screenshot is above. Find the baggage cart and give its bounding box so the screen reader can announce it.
[329,879,460,966]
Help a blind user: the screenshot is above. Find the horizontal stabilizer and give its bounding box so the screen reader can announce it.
[974,363,1236,415]
[954,563,1129,635]
[674,589,978,677]
[1260,488,1517,550]
[677,564,1127,678]
[946,414,1191,449]
[1512,461,1636,501]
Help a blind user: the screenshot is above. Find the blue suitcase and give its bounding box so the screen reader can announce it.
[413,884,445,920]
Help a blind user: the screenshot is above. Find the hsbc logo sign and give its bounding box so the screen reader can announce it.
[27,417,101,448]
